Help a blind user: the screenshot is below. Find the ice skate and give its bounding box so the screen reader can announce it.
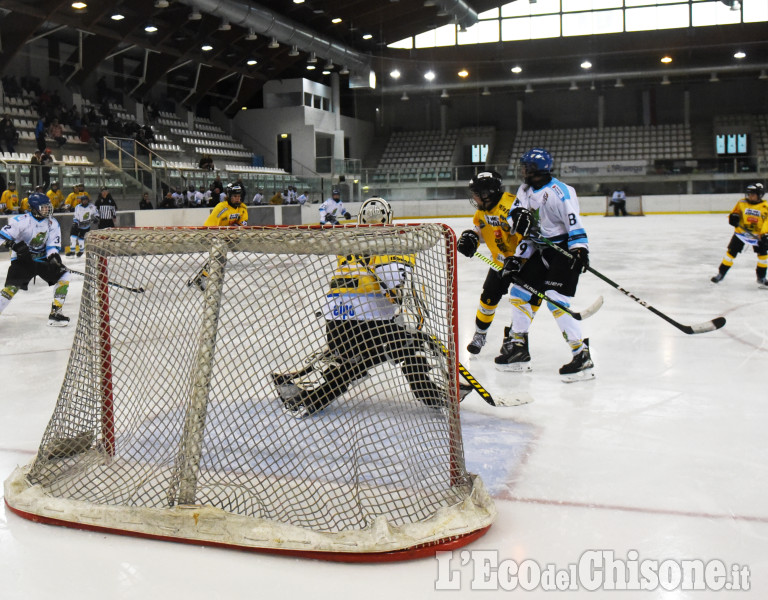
[48,308,70,327]
[281,396,311,419]
[494,330,532,372]
[65,250,75,257]
[466,331,486,355]
[76,250,84,257]
[757,278,768,290]
[710,272,725,283]
[559,339,595,382]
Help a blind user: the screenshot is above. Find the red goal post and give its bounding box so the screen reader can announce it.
[4,224,495,561]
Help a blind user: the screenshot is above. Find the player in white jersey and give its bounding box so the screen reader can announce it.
[496,147,594,382]
[0,193,72,326]
[68,194,99,257]
[273,197,446,418]
[318,188,351,225]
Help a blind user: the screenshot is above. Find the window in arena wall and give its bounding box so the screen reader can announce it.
[563,9,624,35]
[692,0,744,26]
[743,0,768,22]
[625,4,690,31]
[457,19,500,45]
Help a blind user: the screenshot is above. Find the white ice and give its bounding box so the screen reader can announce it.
[1,214,767,599]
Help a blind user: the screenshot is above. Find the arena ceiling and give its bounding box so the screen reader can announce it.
[0,0,766,115]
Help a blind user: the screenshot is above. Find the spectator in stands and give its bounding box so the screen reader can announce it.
[0,114,19,153]
[48,118,67,148]
[297,190,309,205]
[29,151,43,190]
[199,154,215,171]
[139,192,153,210]
[209,174,224,192]
[40,149,54,190]
[160,189,175,209]
[285,186,297,204]
[34,116,47,152]
[610,189,628,216]
[269,190,284,205]
[47,182,64,212]
[96,187,118,228]
[251,189,264,205]
[171,187,185,208]
[207,185,224,207]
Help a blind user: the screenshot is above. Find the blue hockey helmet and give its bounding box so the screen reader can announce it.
[519,147,553,185]
[28,192,52,220]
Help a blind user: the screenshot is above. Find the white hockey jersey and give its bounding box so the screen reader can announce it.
[510,179,589,253]
[0,213,63,261]
[319,197,347,224]
[73,202,98,230]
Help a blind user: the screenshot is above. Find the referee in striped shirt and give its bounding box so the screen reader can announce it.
[96,186,118,228]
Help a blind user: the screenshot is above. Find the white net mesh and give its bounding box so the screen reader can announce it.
[5,224,494,559]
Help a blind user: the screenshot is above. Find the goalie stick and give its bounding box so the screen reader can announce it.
[533,236,726,335]
[472,251,603,320]
[67,267,146,293]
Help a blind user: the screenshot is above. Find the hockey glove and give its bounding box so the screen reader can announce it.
[728,213,740,227]
[510,207,535,237]
[47,252,66,275]
[501,255,523,281]
[457,230,480,258]
[11,241,31,263]
[570,247,589,273]
[343,211,352,220]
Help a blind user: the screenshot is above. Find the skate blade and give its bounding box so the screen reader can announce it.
[48,319,70,328]
[560,368,596,383]
[494,362,532,373]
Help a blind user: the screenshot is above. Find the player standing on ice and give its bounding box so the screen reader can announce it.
[496,147,595,382]
[274,197,446,418]
[187,182,248,291]
[0,192,72,326]
[711,182,768,288]
[456,170,524,355]
[319,188,351,225]
[67,194,99,257]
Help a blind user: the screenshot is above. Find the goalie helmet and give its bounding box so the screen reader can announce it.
[520,147,553,187]
[746,182,765,203]
[358,197,393,225]
[468,170,503,211]
[28,192,52,220]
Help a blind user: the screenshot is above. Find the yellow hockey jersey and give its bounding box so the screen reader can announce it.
[47,188,65,210]
[203,201,248,227]
[323,253,416,321]
[472,191,522,263]
[1,189,19,213]
[731,198,768,243]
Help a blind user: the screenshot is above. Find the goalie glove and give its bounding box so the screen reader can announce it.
[728,213,740,227]
[457,230,479,258]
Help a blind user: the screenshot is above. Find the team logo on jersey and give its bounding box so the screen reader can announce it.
[485,215,504,227]
[30,231,47,250]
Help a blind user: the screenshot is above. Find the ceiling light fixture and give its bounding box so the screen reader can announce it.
[71,2,87,9]
[188,10,202,20]
[580,60,592,70]
[525,84,533,93]
[218,20,231,31]
[481,87,491,96]
[247,59,257,66]
[661,56,673,64]
[154,0,169,8]
[288,45,299,57]
[614,78,624,88]
[390,69,401,79]
[709,72,720,83]
[306,65,316,70]
[362,34,372,40]
[734,51,746,59]
[511,66,522,74]
[440,89,449,98]
[245,29,258,41]
[759,70,768,80]
[569,81,578,91]
[401,92,409,101]
[332,17,342,24]
[424,70,435,81]
[458,69,469,78]
[307,52,317,64]
[661,75,670,85]
[324,59,334,70]
[145,25,158,33]
[339,65,350,75]
[268,37,279,49]
[201,44,213,51]
[111,13,125,20]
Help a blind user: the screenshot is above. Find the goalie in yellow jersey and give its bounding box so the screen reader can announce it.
[272,197,447,418]
[187,182,248,291]
[711,182,768,288]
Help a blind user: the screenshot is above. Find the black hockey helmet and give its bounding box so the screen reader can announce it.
[469,170,503,211]
[746,182,764,203]
[226,182,244,206]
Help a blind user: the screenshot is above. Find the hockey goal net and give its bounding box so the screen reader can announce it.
[4,224,494,561]
[604,195,644,216]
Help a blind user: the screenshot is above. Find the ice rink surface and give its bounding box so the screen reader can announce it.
[1,213,767,599]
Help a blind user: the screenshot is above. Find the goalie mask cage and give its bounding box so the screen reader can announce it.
[4,225,495,562]
[604,195,644,216]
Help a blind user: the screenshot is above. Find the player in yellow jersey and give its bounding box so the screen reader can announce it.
[456,170,530,355]
[273,197,447,418]
[47,182,65,212]
[188,182,248,291]
[1,181,19,214]
[711,182,768,288]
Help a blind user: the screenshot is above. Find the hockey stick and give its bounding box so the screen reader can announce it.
[534,236,726,335]
[67,267,146,293]
[472,251,603,320]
